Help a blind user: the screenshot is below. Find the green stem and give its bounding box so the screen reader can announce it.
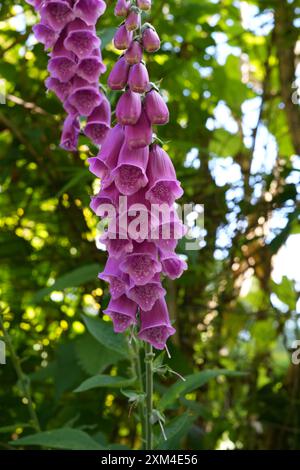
[145,342,154,450]
[0,311,41,432]
[130,336,146,448]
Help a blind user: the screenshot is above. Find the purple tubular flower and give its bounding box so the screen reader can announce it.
[120,241,161,286]
[88,123,124,183]
[64,30,101,58]
[116,90,142,125]
[101,230,134,260]
[138,298,176,350]
[151,209,187,252]
[90,184,119,216]
[60,114,80,151]
[125,109,152,150]
[114,24,133,50]
[103,295,137,333]
[127,273,166,311]
[77,56,106,83]
[128,62,149,93]
[113,143,149,195]
[33,23,58,49]
[41,1,75,32]
[124,40,143,65]
[84,97,111,145]
[99,258,129,299]
[144,89,169,125]
[142,26,161,53]
[125,9,141,32]
[45,77,72,101]
[68,87,103,116]
[137,0,151,11]
[145,144,183,205]
[114,0,130,17]
[108,56,130,90]
[48,56,77,82]
[25,0,43,9]
[160,252,188,280]
[73,0,107,26]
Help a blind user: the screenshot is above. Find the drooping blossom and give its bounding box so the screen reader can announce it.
[93,0,187,351]
[26,0,109,149]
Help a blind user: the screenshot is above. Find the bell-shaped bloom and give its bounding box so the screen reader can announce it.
[125,9,141,32]
[119,189,159,242]
[145,144,183,205]
[84,97,111,145]
[45,77,72,101]
[125,110,152,150]
[138,298,176,350]
[127,273,166,311]
[124,40,143,65]
[66,17,94,34]
[48,56,77,82]
[114,0,130,17]
[128,62,149,93]
[108,56,130,90]
[73,0,106,26]
[142,26,160,52]
[151,209,187,252]
[137,0,151,11]
[103,295,137,333]
[114,24,133,50]
[33,23,58,49]
[90,184,119,216]
[116,90,142,126]
[112,143,149,195]
[98,258,129,300]
[144,89,169,125]
[120,241,161,285]
[77,56,106,83]
[88,124,124,187]
[68,87,102,116]
[101,229,134,260]
[60,115,80,151]
[160,252,188,280]
[41,1,75,32]
[64,30,100,59]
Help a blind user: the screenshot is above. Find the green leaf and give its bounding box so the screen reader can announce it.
[82,315,129,358]
[159,369,246,410]
[10,428,104,450]
[74,375,136,393]
[75,333,124,376]
[32,264,99,303]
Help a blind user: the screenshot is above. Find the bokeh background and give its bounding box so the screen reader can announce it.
[0,0,300,450]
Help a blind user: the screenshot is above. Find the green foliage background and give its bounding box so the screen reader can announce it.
[0,0,299,450]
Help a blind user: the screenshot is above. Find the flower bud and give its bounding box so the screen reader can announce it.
[114,0,130,17]
[125,40,143,65]
[114,24,133,50]
[125,8,141,32]
[108,56,130,90]
[116,90,142,125]
[144,89,169,125]
[128,62,149,93]
[137,0,151,11]
[142,26,160,52]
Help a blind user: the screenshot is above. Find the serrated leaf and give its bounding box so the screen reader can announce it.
[74,374,136,393]
[75,333,123,376]
[10,428,104,450]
